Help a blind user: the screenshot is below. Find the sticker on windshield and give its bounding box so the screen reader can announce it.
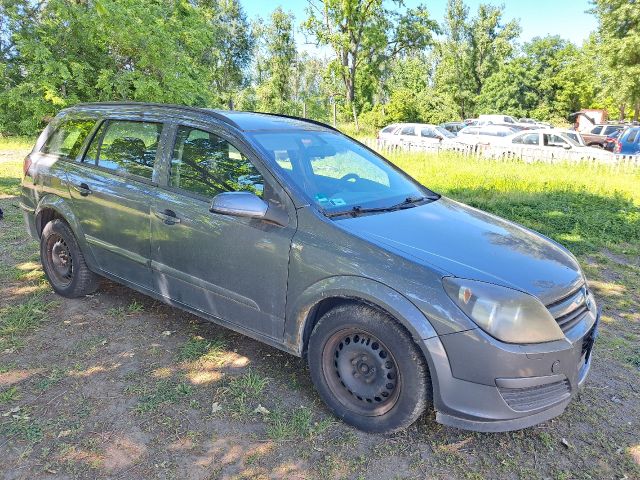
[330,198,346,206]
[315,194,330,205]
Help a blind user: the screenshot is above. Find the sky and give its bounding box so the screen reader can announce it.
[241,0,598,53]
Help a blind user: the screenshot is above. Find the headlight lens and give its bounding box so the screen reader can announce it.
[443,277,564,344]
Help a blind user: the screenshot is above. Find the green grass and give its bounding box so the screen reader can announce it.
[224,371,269,416]
[178,335,227,363]
[0,386,20,404]
[264,406,333,441]
[128,380,194,414]
[0,295,56,350]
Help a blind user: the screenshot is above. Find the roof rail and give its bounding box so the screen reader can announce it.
[255,112,340,132]
[73,102,241,129]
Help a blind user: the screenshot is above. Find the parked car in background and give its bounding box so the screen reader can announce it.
[440,122,465,134]
[580,124,624,148]
[378,123,455,147]
[613,126,640,154]
[603,129,622,152]
[519,118,552,129]
[463,118,478,125]
[22,102,599,434]
[455,125,517,146]
[496,129,604,157]
[478,114,535,129]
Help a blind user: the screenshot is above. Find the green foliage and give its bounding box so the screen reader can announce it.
[0,0,637,134]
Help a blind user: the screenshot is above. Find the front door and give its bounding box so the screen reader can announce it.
[150,125,296,340]
[67,119,164,290]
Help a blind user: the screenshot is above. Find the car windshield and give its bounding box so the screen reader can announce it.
[250,131,428,214]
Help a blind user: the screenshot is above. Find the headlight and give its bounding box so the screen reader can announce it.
[443,277,564,344]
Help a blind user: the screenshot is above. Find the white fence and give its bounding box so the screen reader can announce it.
[361,139,640,169]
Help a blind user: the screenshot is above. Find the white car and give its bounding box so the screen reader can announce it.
[455,125,518,146]
[497,129,604,156]
[477,114,537,129]
[378,123,456,147]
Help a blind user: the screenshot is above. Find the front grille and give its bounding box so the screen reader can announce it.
[546,285,590,333]
[498,379,571,412]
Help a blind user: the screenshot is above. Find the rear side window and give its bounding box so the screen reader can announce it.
[627,129,639,143]
[84,120,162,179]
[399,126,415,136]
[381,125,396,134]
[604,125,621,135]
[170,126,264,198]
[41,119,96,159]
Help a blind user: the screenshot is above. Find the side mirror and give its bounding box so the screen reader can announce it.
[210,191,289,226]
[563,144,572,150]
[210,191,268,219]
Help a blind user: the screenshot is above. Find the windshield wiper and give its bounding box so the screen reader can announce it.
[325,194,437,218]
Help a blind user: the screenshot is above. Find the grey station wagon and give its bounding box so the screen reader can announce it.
[20,103,599,433]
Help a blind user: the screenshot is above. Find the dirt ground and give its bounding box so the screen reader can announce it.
[1,155,639,479]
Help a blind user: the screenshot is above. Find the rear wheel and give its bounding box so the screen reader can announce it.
[308,304,431,433]
[40,219,99,298]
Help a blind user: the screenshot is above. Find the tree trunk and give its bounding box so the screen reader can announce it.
[351,102,359,131]
[634,102,640,123]
[619,103,626,120]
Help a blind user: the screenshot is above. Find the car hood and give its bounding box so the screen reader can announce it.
[336,197,582,304]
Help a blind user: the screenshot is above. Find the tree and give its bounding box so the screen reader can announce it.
[254,7,297,114]
[591,0,640,120]
[0,0,223,134]
[433,1,519,118]
[303,0,437,129]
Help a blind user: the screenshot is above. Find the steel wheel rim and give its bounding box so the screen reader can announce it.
[322,328,401,417]
[46,233,73,287]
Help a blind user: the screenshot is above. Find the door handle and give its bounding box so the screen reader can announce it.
[73,183,92,196]
[153,209,181,225]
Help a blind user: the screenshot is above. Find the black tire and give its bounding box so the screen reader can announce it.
[308,304,431,433]
[40,219,99,298]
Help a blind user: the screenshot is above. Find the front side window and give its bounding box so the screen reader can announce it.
[604,125,621,136]
[42,119,96,159]
[84,120,161,179]
[170,126,264,198]
[250,131,426,213]
[590,126,603,135]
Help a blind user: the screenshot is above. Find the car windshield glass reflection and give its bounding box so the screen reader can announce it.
[250,131,428,213]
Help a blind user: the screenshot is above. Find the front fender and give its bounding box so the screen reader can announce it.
[35,194,98,270]
[284,275,439,355]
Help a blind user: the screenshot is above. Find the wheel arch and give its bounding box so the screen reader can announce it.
[34,194,98,270]
[285,276,439,358]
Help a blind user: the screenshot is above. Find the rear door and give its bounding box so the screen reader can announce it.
[150,123,296,340]
[66,119,165,290]
[397,125,417,146]
[418,127,441,146]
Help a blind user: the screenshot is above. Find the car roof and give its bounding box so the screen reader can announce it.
[66,102,337,133]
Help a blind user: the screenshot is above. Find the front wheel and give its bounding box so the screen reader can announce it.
[40,219,99,298]
[308,304,431,433]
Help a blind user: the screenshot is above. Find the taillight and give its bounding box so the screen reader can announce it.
[23,156,32,177]
[613,141,622,154]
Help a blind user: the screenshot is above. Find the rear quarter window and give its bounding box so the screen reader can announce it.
[41,119,96,159]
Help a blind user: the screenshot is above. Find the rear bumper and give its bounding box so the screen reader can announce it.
[422,309,599,432]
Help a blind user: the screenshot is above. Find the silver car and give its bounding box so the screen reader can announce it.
[21,103,599,433]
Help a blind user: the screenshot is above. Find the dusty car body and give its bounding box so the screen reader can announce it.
[21,103,599,433]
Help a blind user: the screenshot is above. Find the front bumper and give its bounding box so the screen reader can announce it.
[423,308,599,432]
